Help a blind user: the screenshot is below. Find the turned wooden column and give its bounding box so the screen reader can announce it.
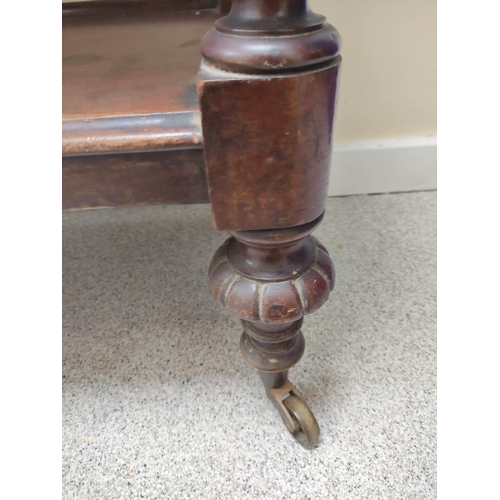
[209,213,335,374]
[199,0,341,447]
[208,213,335,447]
[202,0,340,74]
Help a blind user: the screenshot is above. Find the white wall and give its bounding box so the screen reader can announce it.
[310,0,437,195]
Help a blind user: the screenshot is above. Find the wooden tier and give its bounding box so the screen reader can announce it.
[62,4,218,155]
[62,3,218,209]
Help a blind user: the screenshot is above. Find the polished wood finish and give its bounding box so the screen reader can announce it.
[200,0,341,74]
[198,60,340,231]
[62,8,217,155]
[202,0,340,445]
[208,212,334,382]
[63,150,208,210]
[63,1,218,17]
[198,0,341,231]
[209,213,334,323]
[63,112,202,156]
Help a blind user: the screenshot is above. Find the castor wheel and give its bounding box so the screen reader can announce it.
[265,380,320,449]
[282,394,320,449]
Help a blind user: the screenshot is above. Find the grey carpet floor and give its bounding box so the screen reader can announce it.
[62,191,437,500]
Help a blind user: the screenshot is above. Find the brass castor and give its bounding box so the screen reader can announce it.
[265,380,320,449]
[282,394,320,449]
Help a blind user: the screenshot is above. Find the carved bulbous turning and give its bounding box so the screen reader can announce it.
[208,213,334,324]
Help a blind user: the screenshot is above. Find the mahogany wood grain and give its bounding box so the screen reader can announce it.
[62,150,209,209]
[63,112,202,156]
[198,59,340,231]
[198,0,341,231]
[62,8,218,155]
[200,0,341,74]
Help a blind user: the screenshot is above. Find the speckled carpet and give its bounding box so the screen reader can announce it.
[62,191,436,499]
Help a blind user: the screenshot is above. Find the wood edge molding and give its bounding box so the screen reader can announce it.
[62,0,219,17]
[62,111,203,156]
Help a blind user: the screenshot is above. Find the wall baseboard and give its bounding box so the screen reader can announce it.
[328,136,437,196]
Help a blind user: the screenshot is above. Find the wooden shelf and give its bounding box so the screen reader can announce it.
[62,5,219,155]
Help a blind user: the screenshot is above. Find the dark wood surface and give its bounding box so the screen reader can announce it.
[198,0,341,231]
[198,59,340,231]
[63,111,202,156]
[63,149,209,209]
[209,213,334,324]
[63,1,218,17]
[200,0,341,74]
[62,7,218,155]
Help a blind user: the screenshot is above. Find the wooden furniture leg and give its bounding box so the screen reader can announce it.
[209,214,335,447]
[199,0,341,447]
[62,0,340,448]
